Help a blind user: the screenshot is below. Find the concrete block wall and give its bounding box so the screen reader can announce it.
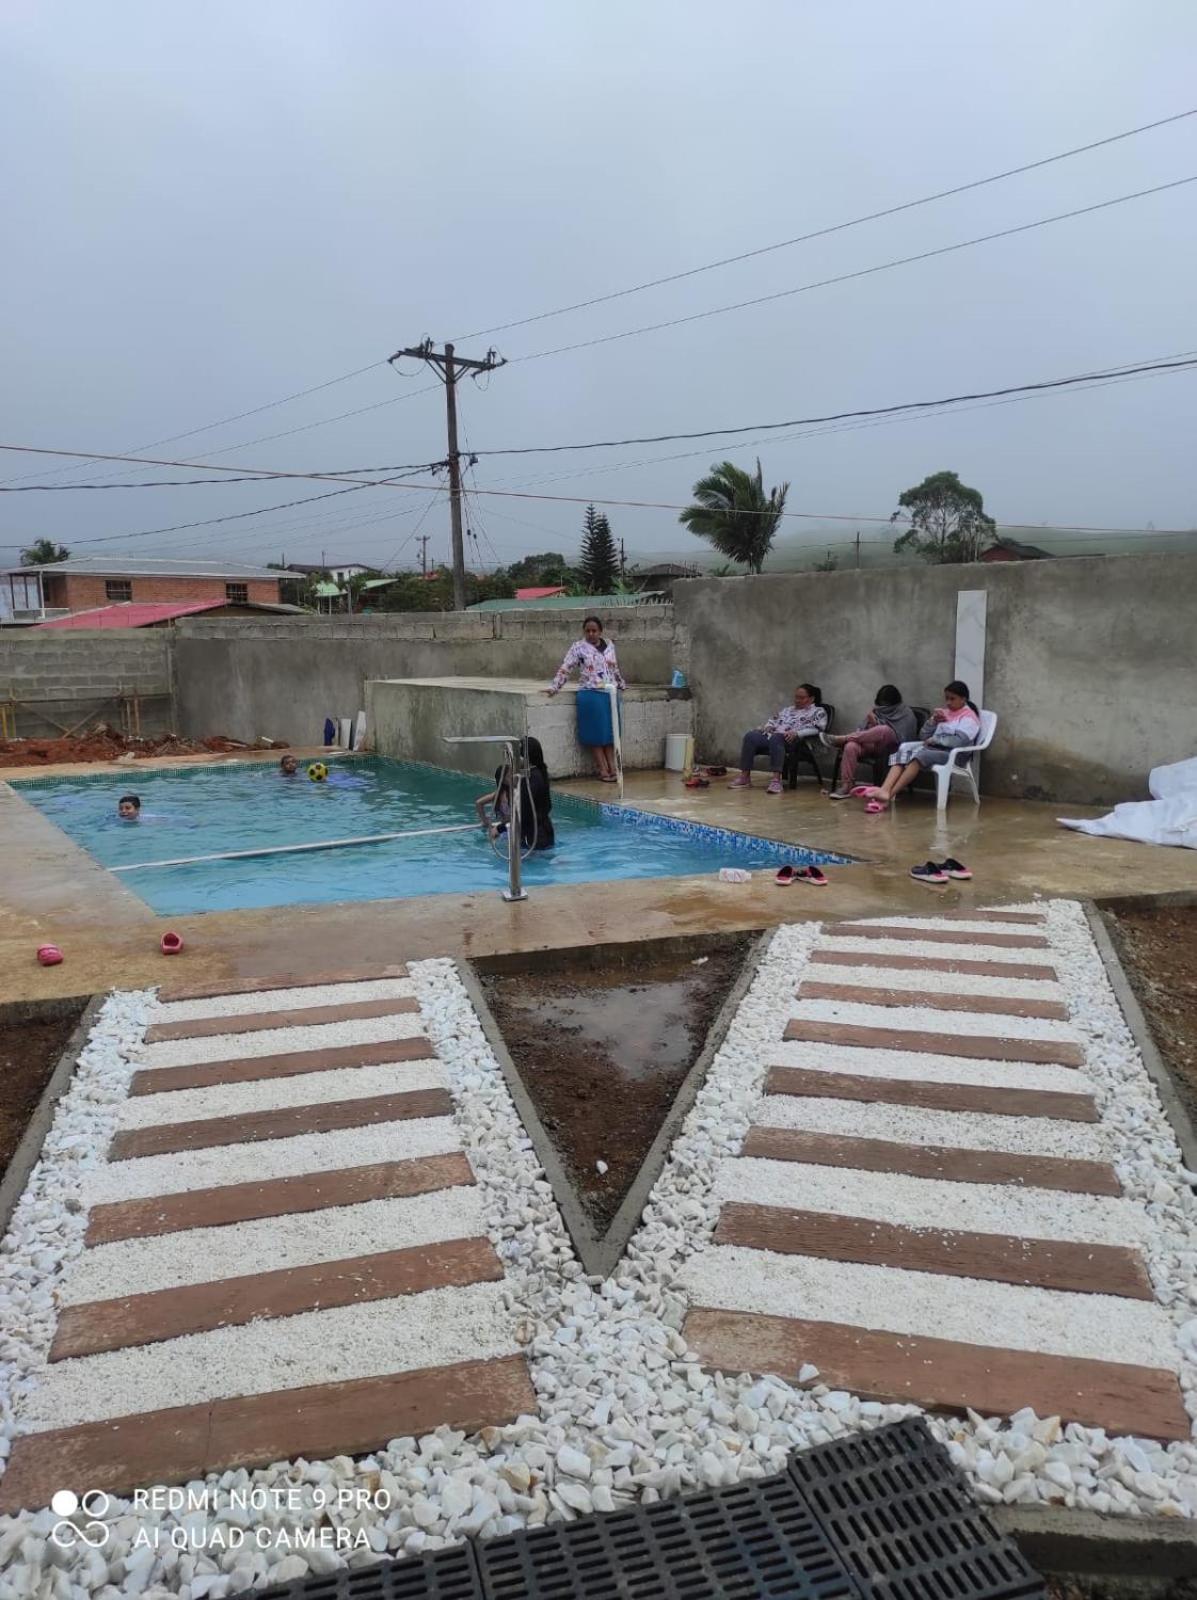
[0,630,174,738]
[173,608,676,746]
[674,552,1197,805]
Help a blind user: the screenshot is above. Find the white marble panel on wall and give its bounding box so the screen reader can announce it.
[955,589,988,709]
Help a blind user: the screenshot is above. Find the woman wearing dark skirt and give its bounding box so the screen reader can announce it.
[547,615,626,782]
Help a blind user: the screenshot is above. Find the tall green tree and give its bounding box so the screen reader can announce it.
[678,459,788,574]
[506,551,569,587]
[891,470,997,564]
[20,538,70,564]
[578,505,620,592]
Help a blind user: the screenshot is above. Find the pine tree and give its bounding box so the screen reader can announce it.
[578,505,620,593]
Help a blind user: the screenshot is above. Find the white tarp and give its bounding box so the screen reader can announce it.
[1059,756,1197,849]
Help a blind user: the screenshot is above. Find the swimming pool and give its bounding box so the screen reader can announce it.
[12,758,848,915]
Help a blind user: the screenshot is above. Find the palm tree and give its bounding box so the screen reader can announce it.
[677,459,788,574]
[20,537,71,565]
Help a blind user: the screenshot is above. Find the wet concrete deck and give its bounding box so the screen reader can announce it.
[3,758,1194,1003]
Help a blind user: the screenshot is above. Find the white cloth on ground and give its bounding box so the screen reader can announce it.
[1058,756,1197,849]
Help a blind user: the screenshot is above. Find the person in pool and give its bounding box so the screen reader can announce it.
[279,755,299,776]
[475,736,555,850]
[117,794,141,821]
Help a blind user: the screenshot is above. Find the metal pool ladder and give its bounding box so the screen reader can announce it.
[444,733,529,902]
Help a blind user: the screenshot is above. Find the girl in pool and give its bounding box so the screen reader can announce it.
[475,737,555,850]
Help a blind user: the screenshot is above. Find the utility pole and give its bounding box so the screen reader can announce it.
[390,339,506,610]
[854,530,861,569]
[417,534,430,577]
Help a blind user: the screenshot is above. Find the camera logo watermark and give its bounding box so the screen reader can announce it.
[49,1489,112,1548]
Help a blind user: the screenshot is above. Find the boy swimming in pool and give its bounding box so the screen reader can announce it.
[279,755,299,776]
[117,794,141,820]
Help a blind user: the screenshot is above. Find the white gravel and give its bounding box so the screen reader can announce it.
[22,1281,519,1430]
[717,1155,1148,1244]
[82,1116,463,1205]
[774,1039,1090,1093]
[60,1189,489,1303]
[137,1012,428,1070]
[681,1245,1181,1369]
[789,997,1080,1044]
[821,935,1056,966]
[804,963,1066,1001]
[753,1093,1111,1161]
[149,978,417,1024]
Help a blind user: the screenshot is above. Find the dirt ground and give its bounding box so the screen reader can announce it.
[1048,1581,1197,1598]
[0,729,286,767]
[0,1004,87,1178]
[479,936,752,1234]
[1105,903,1197,1128]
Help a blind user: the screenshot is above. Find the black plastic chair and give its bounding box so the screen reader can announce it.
[830,705,929,791]
[783,704,836,789]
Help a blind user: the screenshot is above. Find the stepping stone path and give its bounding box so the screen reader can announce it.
[0,967,535,1512]
[680,910,1192,1443]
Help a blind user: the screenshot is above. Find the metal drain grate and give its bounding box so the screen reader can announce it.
[228,1419,1046,1600]
[476,1473,855,1599]
[244,1543,481,1600]
[787,1417,1046,1600]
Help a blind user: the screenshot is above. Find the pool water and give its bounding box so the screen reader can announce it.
[14,758,846,915]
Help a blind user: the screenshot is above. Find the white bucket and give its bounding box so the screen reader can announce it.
[664,734,693,772]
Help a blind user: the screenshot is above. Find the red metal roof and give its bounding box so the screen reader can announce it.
[515,585,567,600]
[35,599,229,630]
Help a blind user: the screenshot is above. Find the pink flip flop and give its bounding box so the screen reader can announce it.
[36,944,63,967]
[865,800,888,814]
[774,865,796,886]
[848,785,872,798]
[160,932,184,955]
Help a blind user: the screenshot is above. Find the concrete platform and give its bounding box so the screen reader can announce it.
[3,759,1197,1005]
[366,675,691,777]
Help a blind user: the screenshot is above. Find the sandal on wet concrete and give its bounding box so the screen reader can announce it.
[864,799,888,814]
[775,865,797,886]
[937,857,973,879]
[910,861,950,885]
[797,866,828,886]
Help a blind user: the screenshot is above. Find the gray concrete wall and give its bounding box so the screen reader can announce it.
[173,608,675,745]
[0,630,174,738]
[674,553,1197,805]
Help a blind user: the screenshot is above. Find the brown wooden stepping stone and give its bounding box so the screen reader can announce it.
[783,1018,1084,1068]
[766,1065,1099,1122]
[129,1035,437,1096]
[714,1202,1153,1299]
[145,996,420,1043]
[86,1153,476,1245]
[0,1355,535,1512]
[157,964,409,1003]
[798,980,1069,1021]
[825,925,1050,949]
[919,911,1046,925]
[109,1088,453,1161]
[684,1308,1190,1441]
[740,1126,1121,1196]
[810,950,1058,981]
[53,1237,503,1360]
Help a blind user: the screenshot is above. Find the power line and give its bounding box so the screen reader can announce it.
[2,438,1192,537]
[0,361,393,488]
[0,459,447,492]
[509,176,1197,365]
[468,355,1197,457]
[455,108,1197,341]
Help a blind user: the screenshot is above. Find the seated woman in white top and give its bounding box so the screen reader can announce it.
[729,683,828,795]
[861,680,981,811]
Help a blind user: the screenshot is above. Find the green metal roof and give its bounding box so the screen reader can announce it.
[313,581,343,597]
[467,592,664,613]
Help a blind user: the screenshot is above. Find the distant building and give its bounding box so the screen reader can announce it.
[625,560,700,597]
[6,558,284,621]
[33,598,304,630]
[980,537,1054,563]
[285,560,374,584]
[515,585,567,601]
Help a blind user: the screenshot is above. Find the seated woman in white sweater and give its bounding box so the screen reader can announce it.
[860,680,981,812]
[729,683,828,795]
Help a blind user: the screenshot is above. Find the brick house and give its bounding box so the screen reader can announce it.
[12,558,284,617]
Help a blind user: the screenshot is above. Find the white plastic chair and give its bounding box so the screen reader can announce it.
[934,709,998,810]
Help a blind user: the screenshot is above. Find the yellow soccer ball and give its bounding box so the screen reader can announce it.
[307,762,329,782]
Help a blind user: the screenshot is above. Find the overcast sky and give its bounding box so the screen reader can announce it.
[2,0,1195,573]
